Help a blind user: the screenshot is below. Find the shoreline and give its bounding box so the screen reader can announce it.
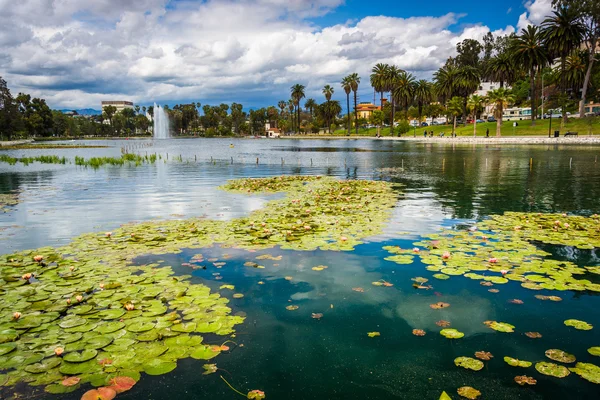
[278,135,600,145]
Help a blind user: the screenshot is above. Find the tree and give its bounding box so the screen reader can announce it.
[563,50,588,96]
[230,103,246,134]
[0,77,22,140]
[542,6,586,126]
[290,84,305,133]
[487,88,516,137]
[304,98,316,119]
[512,25,549,125]
[384,65,402,135]
[135,105,140,115]
[287,100,295,131]
[370,109,384,137]
[433,65,458,104]
[447,97,464,136]
[486,52,515,89]
[341,76,352,135]
[393,71,416,127]
[414,80,433,123]
[370,63,389,108]
[316,100,341,133]
[348,73,361,135]
[456,38,483,68]
[467,94,486,136]
[322,85,334,133]
[102,105,117,126]
[554,0,600,117]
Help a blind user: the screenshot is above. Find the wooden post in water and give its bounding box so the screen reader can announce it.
[282,157,284,165]
[231,157,233,164]
[570,158,572,169]
[530,158,532,171]
[256,157,259,165]
[311,158,313,166]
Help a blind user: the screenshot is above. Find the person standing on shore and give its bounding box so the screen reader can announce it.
[486,128,489,138]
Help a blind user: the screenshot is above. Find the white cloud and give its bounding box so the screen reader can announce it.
[517,0,553,31]
[0,0,524,109]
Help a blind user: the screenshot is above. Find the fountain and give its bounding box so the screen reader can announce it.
[153,103,170,139]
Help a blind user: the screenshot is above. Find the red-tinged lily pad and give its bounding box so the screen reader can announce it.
[412,329,426,336]
[488,289,499,293]
[509,299,523,304]
[484,321,515,333]
[457,386,481,399]
[81,387,117,400]
[475,351,493,361]
[106,376,136,393]
[430,302,450,309]
[480,281,493,287]
[311,313,323,320]
[436,320,451,327]
[62,376,81,387]
[352,287,364,293]
[525,332,542,339]
[545,349,576,363]
[514,376,537,386]
[535,362,570,378]
[247,389,265,399]
[454,357,484,371]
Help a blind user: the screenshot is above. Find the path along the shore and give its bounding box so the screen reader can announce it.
[282,135,600,145]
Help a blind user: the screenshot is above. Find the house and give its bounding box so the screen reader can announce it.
[265,122,280,138]
[355,102,381,119]
[584,101,600,115]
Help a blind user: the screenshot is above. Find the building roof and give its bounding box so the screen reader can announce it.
[356,103,380,111]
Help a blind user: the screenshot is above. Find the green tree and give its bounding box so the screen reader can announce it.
[369,109,384,137]
[542,5,585,126]
[467,94,486,136]
[341,76,352,134]
[456,38,483,68]
[486,52,516,88]
[447,96,464,135]
[414,80,433,123]
[322,85,335,133]
[290,84,305,133]
[370,63,389,108]
[433,65,457,104]
[512,25,549,124]
[348,73,361,135]
[487,88,516,137]
[384,66,402,135]
[0,77,22,140]
[304,98,316,119]
[102,105,117,126]
[393,71,416,125]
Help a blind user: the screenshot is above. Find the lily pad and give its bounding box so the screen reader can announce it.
[564,319,593,330]
[0,343,17,356]
[143,358,177,375]
[569,362,600,384]
[535,362,570,378]
[588,347,600,356]
[454,357,484,371]
[63,349,98,363]
[440,329,464,339]
[545,349,576,363]
[504,357,532,368]
[457,386,480,399]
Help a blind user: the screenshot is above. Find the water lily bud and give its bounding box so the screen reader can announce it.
[340,236,348,241]
[304,225,311,230]
[12,312,21,320]
[22,273,32,280]
[489,257,498,263]
[442,252,450,259]
[554,220,561,225]
[54,347,64,356]
[412,248,420,253]
[562,213,567,217]
[105,232,112,237]
[76,295,83,302]
[99,283,105,289]
[69,266,75,271]
[564,223,570,228]
[66,299,71,305]
[33,255,43,262]
[501,269,508,276]
[124,303,135,311]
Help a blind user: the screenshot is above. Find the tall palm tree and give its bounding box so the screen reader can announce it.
[563,50,588,95]
[370,63,389,108]
[384,66,402,135]
[467,94,486,136]
[433,65,458,104]
[290,84,306,133]
[287,100,295,132]
[393,71,416,123]
[487,88,515,137]
[348,73,361,135]
[512,25,549,125]
[447,97,464,136]
[486,53,515,89]
[304,98,316,119]
[278,100,286,115]
[542,6,585,126]
[341,76,352,135]
[413,80,433,123]
[322,85,335,133]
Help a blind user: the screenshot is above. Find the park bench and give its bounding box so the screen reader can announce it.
[564,132,578,137]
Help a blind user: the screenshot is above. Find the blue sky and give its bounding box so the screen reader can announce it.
[0,0,552,110]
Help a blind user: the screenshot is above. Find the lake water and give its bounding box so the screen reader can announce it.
[1,138,600,399]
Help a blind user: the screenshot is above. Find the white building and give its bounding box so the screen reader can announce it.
[101,101,134,113]
[265,122,280,138]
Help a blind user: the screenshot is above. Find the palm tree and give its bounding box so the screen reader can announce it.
[487,88,515,137]
[348,73,361,135]
[384,66,402,135]
[304,98,316,119]
[486,53,515,89]
[467,94,486,136]
[542,6,585,126]
[341,76,352,135]
[512,25,549,125]
[393,71,416,123]
[447,97,464,136]
[414,80,433,123]
[370,63,389,109]
[563,50,587,95]
[287,100,295,132]
[290,84,305,133]
[433,65,457,104]
[278,100,286,115]
[322,85,335,133]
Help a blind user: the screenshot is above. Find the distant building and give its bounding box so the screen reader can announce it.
[101,101,134,113]
[265,123,280,138]
[356,102,381,119]
[584,101,600,115]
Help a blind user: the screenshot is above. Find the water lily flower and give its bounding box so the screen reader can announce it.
[500,269,508,276]
[554,220,561,225]
[442,252,451,259]
[33,255,43,262]
[99,283,105,289]
[124,303,135,311]
[489,257,498,263]
[69,266,75,271]
[105,232,112,237]
[22,273,32,280]
[340,236,348,241]
[66,299,71,305]
[482,236,488,241]
[562,213,567,217]
[76,295,83,302]
[12,312,21,320]
[54,347,64,356]
[304,225,311,230]
[412,248,420,253]
[564,223,570,228]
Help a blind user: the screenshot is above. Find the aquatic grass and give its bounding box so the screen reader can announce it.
[0,155,67,166]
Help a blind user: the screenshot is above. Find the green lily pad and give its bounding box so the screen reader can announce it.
[44,383,80,394]
[190,345,220,360]
[545,349,576,363]
[86,336,113,350]
[59,359,100,375]
[569,362,600,384]
[63,349,98,363]
[433,274,450,280]
[59,316,87,329]
[564,319,593,330]
[95,321,125,334]
[486,321,515,333]
[504,357,532,368]
[454,357,484,371]
[97,309,125,320]
[0,343,17,356]
[143,358,177,375]
[127,321,156,333]
[535,362,570,378]
[440,329,464,339]
[588,347,600,356]
[24,358,62,373]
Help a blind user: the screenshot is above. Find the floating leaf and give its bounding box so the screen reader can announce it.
[484,321,515,333]
[588,347,600,356]
[430,302,450,309]
[352,287,364,293]
[564,319,593,330]
[525,332,542,339]
[61,376,80,387]
[457,386,480,399]
[311,313,323,320]
[440,329,464,339]
[545,349,576,363]
[367,332,380,338]
[247,389,265,399]
[63,349,98,363]
[81,387,116,400]
[285,305,299,311]
[504,357,532,368]
[475,351,493,361]
[439,392,452,400]
[232,294,244,299]
[454,357,484,371]
[220,285,235,290]
[535,362,570,378]
[203,364,218,375]
[569,362,600,384]
[412,329,426,336]
[514,376,536,386]
[106,376,137,393]
[143,359,177,375]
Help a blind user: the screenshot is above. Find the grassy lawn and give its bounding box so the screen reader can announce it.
[326,117,600,137]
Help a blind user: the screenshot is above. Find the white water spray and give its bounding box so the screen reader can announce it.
[153,103,170,139]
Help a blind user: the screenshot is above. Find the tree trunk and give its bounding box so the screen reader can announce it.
[390,96,395,136]
[354,90,358,135]
[530,66,536,126]
[297,104,300,134]
[473,117,477,137]
[380,92,384,108]
[453,116,456,135]
[346,93,351,135]
[579,44,596,117]
[496,114,502,137]
[561,55,567,128]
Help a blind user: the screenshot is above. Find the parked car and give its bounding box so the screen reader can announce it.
[487,116,496,122]
[421,122,428,127]
[431,121,440,125]
[476,119,485,123]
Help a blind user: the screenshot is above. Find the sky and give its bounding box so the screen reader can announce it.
[0,0,554,110]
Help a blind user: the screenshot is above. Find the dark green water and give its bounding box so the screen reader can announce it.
[1,139,600,399]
